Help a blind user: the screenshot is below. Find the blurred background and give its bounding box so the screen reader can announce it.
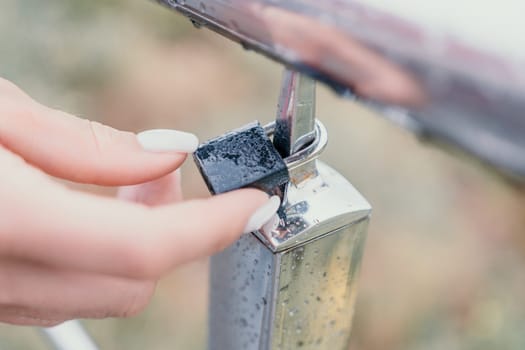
[1,1,525,349]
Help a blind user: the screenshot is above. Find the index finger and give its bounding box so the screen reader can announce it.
[0,148,270,278]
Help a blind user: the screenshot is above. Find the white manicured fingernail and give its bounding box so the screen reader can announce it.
[243,196,281,234]
[137,129,199,153]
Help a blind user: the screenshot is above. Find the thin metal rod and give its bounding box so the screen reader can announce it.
[273,69,316,158]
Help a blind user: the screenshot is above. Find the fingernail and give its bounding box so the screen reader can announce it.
[137,129,199,153]
[243,196,281,234]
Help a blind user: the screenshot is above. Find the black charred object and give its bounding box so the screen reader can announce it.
[193,122,289,195]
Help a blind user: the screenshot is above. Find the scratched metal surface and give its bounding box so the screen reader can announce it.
[154,0,525,180]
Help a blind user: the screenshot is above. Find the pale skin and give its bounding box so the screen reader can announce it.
[0,77,269,326]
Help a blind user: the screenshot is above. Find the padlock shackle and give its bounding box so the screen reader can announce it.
[264,119,327,172]
[273,70,317,158]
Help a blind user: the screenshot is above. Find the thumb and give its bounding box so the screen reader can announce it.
[0,78,198,185]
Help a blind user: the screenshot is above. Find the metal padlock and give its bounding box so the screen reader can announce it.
[196,70,371,350]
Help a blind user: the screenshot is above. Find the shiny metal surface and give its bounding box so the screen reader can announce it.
[264,120,326,173]
[271,220,368,349]
[154,0,525,179]
[209,230,275,350]
[208,69,371,349]
[209,161,371,350]
[274,70,316,158]
[255,149,370,253]
[265,118,326,188]
[273,69,317,185]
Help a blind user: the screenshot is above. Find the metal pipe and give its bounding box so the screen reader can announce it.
[153,0,525,179]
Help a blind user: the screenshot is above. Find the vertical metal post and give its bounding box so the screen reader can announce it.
[274,71,316,158]
[209,69,371,350]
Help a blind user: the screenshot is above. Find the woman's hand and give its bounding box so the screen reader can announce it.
[0,78,279,326]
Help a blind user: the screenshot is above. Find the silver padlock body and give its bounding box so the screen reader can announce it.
[209,161,370,350]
